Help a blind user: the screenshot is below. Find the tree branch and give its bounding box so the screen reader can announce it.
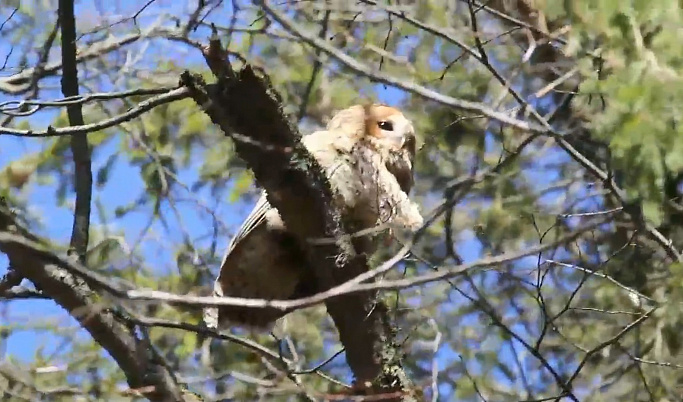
[58,0,92,263]
[0,204,193,401]
[0,87,189,137]
[0,217,608,311]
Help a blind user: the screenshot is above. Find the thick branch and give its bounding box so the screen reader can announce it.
[58,0,92,263]
[181,40,416,399]
[0,206,190,401]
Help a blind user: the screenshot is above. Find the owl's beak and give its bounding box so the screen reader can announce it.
[402,133,416,151]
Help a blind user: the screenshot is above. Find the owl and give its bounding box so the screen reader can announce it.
[203,104,423,331]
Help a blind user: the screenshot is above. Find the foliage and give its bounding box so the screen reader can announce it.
[1,0,682,401]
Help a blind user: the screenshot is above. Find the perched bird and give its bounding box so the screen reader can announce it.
[204,104,423,331]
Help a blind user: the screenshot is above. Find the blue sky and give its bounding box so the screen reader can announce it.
[0,0,235,369]
[0,1,591,399]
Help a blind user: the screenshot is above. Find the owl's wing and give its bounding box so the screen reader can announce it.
[384,135,416,195]
[206,192,283,330]
[386,152,414,195]
[222,128,342,260]
[223,191,271,257]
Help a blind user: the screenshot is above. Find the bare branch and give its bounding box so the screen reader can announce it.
[0,87,189,137]
[0,214,613,313]
[0,86,177,116]
[0,210,189,400]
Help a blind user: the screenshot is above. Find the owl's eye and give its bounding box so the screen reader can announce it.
[377,121,394,131]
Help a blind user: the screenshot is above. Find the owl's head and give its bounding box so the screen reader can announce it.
[363,104,415,152]
[326,103,416,153]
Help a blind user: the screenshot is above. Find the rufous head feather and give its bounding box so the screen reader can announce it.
[327,104,415,151]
